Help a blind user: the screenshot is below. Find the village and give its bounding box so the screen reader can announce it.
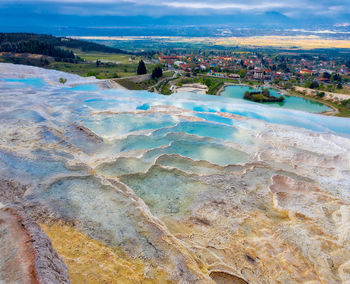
[133,51,348,115]
[1,33,349,115]
[158,52,350,87]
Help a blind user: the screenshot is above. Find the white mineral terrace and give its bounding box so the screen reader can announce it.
[0,63,350,283]
[172,83,209,94]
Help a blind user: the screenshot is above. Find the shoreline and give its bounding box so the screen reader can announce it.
[217,82,340,116]
[286,89,339,116]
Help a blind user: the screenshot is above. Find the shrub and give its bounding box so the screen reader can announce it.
[309,81,319,89]
[59,78,67,84]
[316,92,325,98]
[87,71,97,77]
[341,99,350,109]
[251,94,266,102]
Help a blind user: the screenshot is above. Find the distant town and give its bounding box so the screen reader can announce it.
[138,50,350,116]
[1,33,349,116]
[156,52,349,90]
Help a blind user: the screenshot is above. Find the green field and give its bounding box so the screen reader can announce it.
[51,51,153,79]
[48,61,137,79]
[75,51,141,64]
[0,48,155,79]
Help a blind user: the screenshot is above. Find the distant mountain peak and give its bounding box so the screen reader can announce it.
[264,11,290,19]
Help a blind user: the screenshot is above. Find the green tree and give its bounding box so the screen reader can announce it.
[322,72,331,79]
[239,69,247,78]
[151,66,163,79]
[316,92,325,98]
[262,88,270,96]
[137,60,147,75]
[309,81,319,89]
[203,78,213,87]
[334,73,342,82]
[243,91,250,99]
[341,99,350,109]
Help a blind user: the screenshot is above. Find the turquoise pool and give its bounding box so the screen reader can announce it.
[220,85,331,113]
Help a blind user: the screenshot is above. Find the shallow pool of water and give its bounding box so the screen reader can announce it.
[68,84,100,92]
[3,77,46,88]
[143,139,249,166]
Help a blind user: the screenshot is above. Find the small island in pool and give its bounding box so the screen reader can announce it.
[243,88,284,103]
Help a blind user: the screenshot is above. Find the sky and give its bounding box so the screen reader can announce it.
[1,0,349,17]
[0,0,349,31]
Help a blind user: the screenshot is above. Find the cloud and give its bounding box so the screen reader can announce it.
[0,0,349,19]
[163,1,297,11]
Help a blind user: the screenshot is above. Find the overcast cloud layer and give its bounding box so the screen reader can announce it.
[0,0,349,32]
[0,0,349,17]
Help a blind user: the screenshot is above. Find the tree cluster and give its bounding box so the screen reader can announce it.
[151,66,163,79]
[309,81,319,89]
[0,40,75,60]
[0,33,128,54]
[333,73,342,83]
[243,88,284,103]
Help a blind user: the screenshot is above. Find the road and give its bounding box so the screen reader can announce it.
[148,71,179,92]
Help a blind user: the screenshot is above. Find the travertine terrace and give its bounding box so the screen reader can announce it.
[1,63,350,283]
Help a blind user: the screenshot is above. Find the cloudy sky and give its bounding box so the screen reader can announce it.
[0,0,349,30]
[1,0,348,17]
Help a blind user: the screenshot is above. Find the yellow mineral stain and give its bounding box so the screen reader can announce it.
[40,223,172,284]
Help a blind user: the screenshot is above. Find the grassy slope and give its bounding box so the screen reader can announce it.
[115,78,143,90]
[0,33,146,79]
[49,61,137,79]
[0,51,141,79]
[48,50,144,78]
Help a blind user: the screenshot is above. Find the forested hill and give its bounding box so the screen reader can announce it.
[0,33,129,60]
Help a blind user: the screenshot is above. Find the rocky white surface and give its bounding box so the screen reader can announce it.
[0,64,350,283]
[0,63,100,86]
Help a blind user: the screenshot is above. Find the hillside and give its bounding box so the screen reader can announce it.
[0,33,140,78]
[0,33,128,58]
